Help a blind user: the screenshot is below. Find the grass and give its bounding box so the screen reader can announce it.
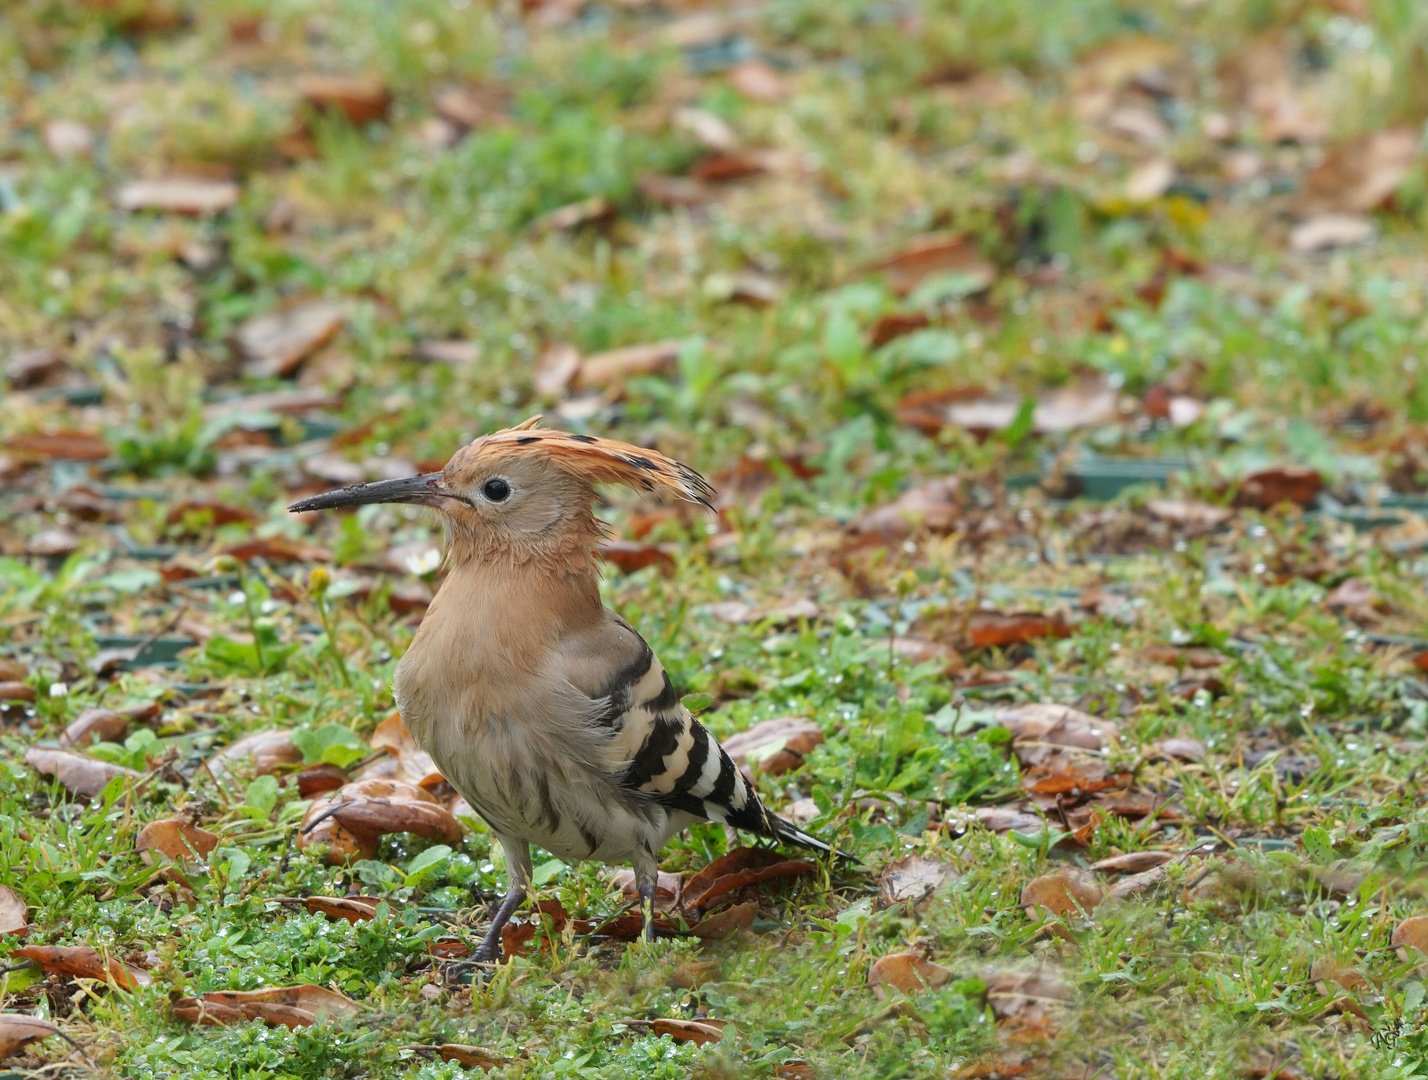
[5,0,1428,1076]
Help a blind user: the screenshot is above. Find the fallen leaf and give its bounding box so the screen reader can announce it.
[4,431,110,461]
[1021,870,1103,917]
[650,1018,728,1045]
[1153,737,1207,761]
[533,343,581,397]
[898,379,1118,438]
[367,712,444,788]
[878,854,956,908]
[689,152,767,183]
[115,178,240,215]
[636,173,711,207]
[300,778,463,863]
[432,83,505,131]
[27,528,80,558]
[44,119,93,159]
[4,347,68,388]
[984,969,1069,1039]
[237,300,345,378]
[13,944,151,989]
[869,311,932,348]
[597,539,675,575]
[721,717,824,776]
[867,952,952,994]
[775,1063,817,1080]
[865,234,995,296]
[0,886,27,937]
[222,536,332,564]
[889,636,965,675]
[681,847,817,913]
[25,748,138,799]
[297,74,391,124]
[135,819,219,865]
[437,1044,504,1069]
[202,387,340,421]
[537,196,615,232]
[173,984,358,1028]
[304,896,382,922]
[609,867,682,907]
[575,341,682,391]
[705,271,783,307]
[1392,916,1428,959]
[969,806,1047,834]
[1104,864,1172,902]
[63,702,160,747]
[1310,957,1371,995]
[1300,127,1419,214]
[728,60,788,102]
[673,107,738,151]
[997,704,1116,755]
[1289,214,1375,254]
[207,729,303,783]
[689,900,757,939]
[1089,851,1174,874]
[969,612,1072,648]
[1126,157,1175,202]
[295,762,349,796]
[1233,466,1322,509]
[0,1014,62,1061]
[0,681,37,703]
[1144,498,1231,530]
[165,500,258,529]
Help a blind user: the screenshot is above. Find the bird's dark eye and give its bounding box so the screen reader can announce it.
[482,478,510,502]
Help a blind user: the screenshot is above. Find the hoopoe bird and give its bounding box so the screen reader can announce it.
[290,417,846,961]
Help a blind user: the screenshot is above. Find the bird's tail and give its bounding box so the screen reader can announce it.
[771,813,858,864]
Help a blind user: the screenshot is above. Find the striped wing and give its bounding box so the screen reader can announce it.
[588,629,835,855]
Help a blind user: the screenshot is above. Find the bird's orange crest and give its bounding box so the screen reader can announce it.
[448,416,715,508]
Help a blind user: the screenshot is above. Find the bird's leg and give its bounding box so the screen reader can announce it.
[634,850,659,943]
[469,884,525,962]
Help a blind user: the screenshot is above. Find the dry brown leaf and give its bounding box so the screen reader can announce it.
[237,300,345,379]
[533,343,581,397]
[27,528,81,558]
[689,152,768,184]
[304,896,382,922]
[1289,214,1375,254]
[721,717,824,776]
[202,387,340,420]
[575,341,681,391]
[173,984,358,1028]
[300,778,462,863]
[432,83,505,131]
[970,807,1047,834]
[115,178,240,215]
[4,431,110,461]
[0,681,37,703]
[1233,466,1322,509]
[877,854,956,908]
[0,1014,62,1061]
[44,119,93,159]
[13,944,151,989]
[680,847,817,913]
[537,196,615,232]
[1021,870,1103,917]
[165,500,258,528]
[63,702,160,747]
[997,704,1117,757]
[867,952,952,994]
[367,712,444,788]
[1310,957,1371,995]
[1299,127,1419,214]
[608,867,683,910]
[689,900,758,939]
[728,60,788,102]
[0,886,27,938]
[969,612,1072,649]
[673,107,738,151]
[1153,736,1207,761]
[636,174,711,207]
[1089,851,1174,874]
[898,380,1117,438]
[1392,916,1428,959]
[208,729,303,783]
[1144,498,1231,530]
[25,747,138,799]
[135,819,219,865]
[865,234,995,296]
[297,75,391,124]
[1126,157,1175,203]
[985,969,1069,1039]
[437,1044,504,1069]
[1103,864,1171,902]
[650,1018,728,1045]
[597,539,675,576]
[889,636,964,675]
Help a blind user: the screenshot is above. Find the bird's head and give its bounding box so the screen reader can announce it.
[288,416,713,563]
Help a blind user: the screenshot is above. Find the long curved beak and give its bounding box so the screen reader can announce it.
[288,472,452,513]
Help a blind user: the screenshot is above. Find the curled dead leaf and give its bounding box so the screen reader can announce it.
[0,886,27,937]
[1021,870,1103,917]
[367,712,444,788]
[4,431,110,461]
[597,539,676,576]
[115,178,240,215]
[575,341,682,391]
[1310,957,1371,995]
[297,74,391,124]
[1089,851,1174,874]
[1232,466,1322,510]
[649,1018,728,1045]
[681,847,817,913]
[173,984,359,1028]
[294,762,349,796]
[1392,916,1428,960]
[721,717,824,776]
[0,1014,64,1061]
[304,896,383,922]
[689,900,758,940]
[437,1044,505,1069]
[25,747,138,799]
[866,234,994,296]
[63,702,161,747]
[1299,127,1419,215]
[868,952,952,994]
[237,300,345,379]
[878,854,956,908]
[609,867,682,910]
[1104,864,1172,903]
[728,60,788,102]
[969,612,1072,649]
[207,729,302,783]
[985,969,1069,1039]
[135,819,219,865]
[13,944,151,990]
[0,681,36,703]
[300,778,462,864]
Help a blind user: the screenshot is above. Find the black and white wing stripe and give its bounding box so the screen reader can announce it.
[597,642,839,857]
